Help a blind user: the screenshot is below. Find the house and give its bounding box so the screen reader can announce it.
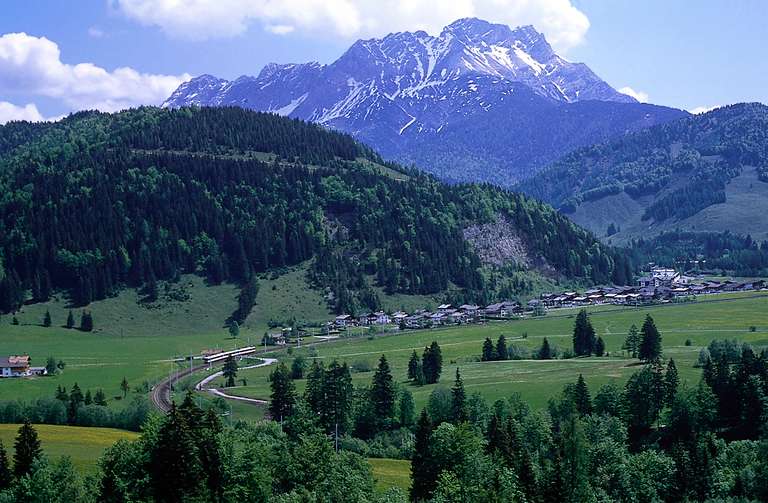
[372,311,391,325]
[29,367,48,376]
[437,304,453,313]
[334,314,353,327]
[639,267,686,288]
[392,311,409,323]
[1,355,31,378]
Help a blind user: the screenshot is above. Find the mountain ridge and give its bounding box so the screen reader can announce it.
[164,17,687,184]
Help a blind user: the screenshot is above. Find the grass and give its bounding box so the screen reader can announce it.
[369,458,411,493]
[223,292,768,410]
[0,424,138,473]
[0,275,245,406]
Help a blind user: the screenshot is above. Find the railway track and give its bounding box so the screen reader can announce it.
[150,363,207,413]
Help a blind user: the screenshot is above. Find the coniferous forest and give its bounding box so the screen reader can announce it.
[0,107,629,314]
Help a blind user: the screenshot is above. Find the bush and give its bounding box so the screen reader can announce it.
[351,359,373,373]
[685,338,692,346]
[507,344,531,360]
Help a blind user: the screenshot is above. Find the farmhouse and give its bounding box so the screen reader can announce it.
[0,355,31,378]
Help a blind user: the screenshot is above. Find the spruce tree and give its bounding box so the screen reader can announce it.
[66,310,75,329]
[481,337,496,361]
[638,315,663,363]
[0,440,11,490]
[572,309,596,356]
[305,360,325,413]
[538,337,553,360]
[410,410,437,502]
[594,336,606,357]
[573,374,592,416]
[623,324,640,357]
[13,421,41,479]
[495,335,508,361]
[450,368,468,423]
[422,341,443,384]
[94,389,107,406]
[414,361,426,386]
[43,310,52,327]
[407,350,420,380]
[269,362,296,422]
[150,404,202,502]
[120,377,130,398]
[486,412,512,462]
[228,321,239,339]
[399,388,416,428]
[45,356,57,375]
[80,311,93,332]
[320,360,353,436]
[665,358,679,406]
[370,355,396,428]
[84,389,93,406]
[68,382,84,423]
[222,356,238,388]
[55,385,68,401]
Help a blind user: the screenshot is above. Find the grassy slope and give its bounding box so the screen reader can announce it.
[572,168,768,244]
[369,458,411,493]
[0,424,138,472]
[223,293,768,410]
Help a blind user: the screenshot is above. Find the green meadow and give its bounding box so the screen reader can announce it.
[222,293,768,410]
[0,424,138,473]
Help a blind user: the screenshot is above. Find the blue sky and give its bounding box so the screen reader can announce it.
[1,0,766,122]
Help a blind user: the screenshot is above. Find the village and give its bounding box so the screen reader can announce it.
[316,267,767,334]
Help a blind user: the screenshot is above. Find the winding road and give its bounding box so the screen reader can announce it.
[195,358,277,405]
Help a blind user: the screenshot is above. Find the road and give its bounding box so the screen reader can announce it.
[195,358,277,404]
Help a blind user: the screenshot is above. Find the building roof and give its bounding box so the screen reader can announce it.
[0,355,30,368]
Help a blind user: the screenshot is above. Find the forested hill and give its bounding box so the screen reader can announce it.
[0,107,628,314]
[517,103,768,242]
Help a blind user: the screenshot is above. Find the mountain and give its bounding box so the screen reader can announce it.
[163,18,687,184]
[517,103,768,243]
[0,106,631,315]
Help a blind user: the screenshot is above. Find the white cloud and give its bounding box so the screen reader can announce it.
[88,27,106,38]
[0,101,45,124]
[689,105,718,115]
[618,86,649,103]
[266,25,295,35]
[115,0,590,53]
[0,32,190,113]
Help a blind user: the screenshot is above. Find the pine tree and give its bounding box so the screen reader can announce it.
[66,310,75,329]
[594,336,606,357]
[450,368,468,423]
[222,356,238,388]
[623,324,640,357]
[370,355,396,429]
[80,311,93,332]
[68,382,85,423]
[94,389,107,406]
[120,377,130,398]
[55,385,68,401]
[573,374,592,416]
[150,404,202,502]
[560,414,593,502]
[572,309,596,356]
[665,358,679,406]
[269,362,296,422]
[178,391,204,432]
[411,409,437,502]
[228,321,239,339]
[43,310,52,327]
[414,361,426,386]
[84,389,93,406]
[305,359,325,413]
[45,356,57,375]
[320,360,353,436]
[199,408,224,501]
[538,337,553,360]
[13,421,42,479]
[638,315,663,363]
[481,337,496,361]
[407,350,420,380]
[0,440,11,490]
[399,388,416,428]
[422,341,443,384]
[496,334,508,361]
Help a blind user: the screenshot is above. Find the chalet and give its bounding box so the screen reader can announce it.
[459,304,479,314]
[1,355,31,378]
[392,311,409,322]
[437,304,453,313]
[639,267,687,288]
[334,314,353,327]
[372,311,391,325]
